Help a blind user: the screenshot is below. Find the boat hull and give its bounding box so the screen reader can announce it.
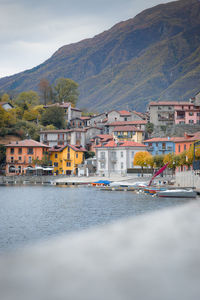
[156,189,197,198]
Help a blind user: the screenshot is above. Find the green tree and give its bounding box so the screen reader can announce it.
[153,155,164,169]
[41,106,65,129]
[15,91,39,108]
[54,78,79,105]
[145,122,154,136]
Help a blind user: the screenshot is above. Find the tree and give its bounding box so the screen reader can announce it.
[163,153,180,174]
[133,151,152,176]
[153,155,164,169]
[41,106,65,129]
[15,91,39,108]
[38,79,53,105]
[145,122,154,136]
[54,78,79,105]
[1,93,10,103]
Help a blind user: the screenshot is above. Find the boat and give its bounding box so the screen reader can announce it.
[143,187,166,195]
[156,189,197,198]
[91,180,111,186]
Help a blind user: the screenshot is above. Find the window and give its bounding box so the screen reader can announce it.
[121,151,123,158]
[197,112,200,116]
[27,148,33,154]
[10,148,14,154]
[54,162,58,167]
[100,162,105,169]
[162,143,166,149]
[189,120,194,124]
[18,156,22,161]
[66,162,71,167]
[178,145,180,152]
[124,117,127,121]
[189,112,193,116]
[55,154,58,158]
[121,162,124,169]
[132,151,134,157]
[11,157,14,163]
[158,106,162,110]
[76,153,78,158]
[28,157,32,163]
[18,148,22,154]
[184,144,186,151]
[100,152,105,159]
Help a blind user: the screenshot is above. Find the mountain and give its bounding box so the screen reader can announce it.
[0,0,200,112]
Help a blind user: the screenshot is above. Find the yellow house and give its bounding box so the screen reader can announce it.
[49,144,86,175]
[113,126,144,143]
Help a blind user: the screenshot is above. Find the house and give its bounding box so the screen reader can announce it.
[149,101,200,126]
[0,102,14,111]
[144,137,177,155]
[90,134,113,152]
[40,129,86,148]
[95,140,147,176]
[104,120,147,134]
[5,139,49,175]
[49,144,86,175]
[44,102,82,122]
[112,126,144,143]
[70,118,85,129]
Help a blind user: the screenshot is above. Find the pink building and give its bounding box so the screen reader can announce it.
[174,103,200,125]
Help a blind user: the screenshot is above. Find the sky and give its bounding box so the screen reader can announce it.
[0,0,173,78]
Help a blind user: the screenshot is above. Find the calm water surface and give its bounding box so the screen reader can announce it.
[0,185,193,252]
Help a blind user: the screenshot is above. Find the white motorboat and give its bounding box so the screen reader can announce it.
[156,189,197,198]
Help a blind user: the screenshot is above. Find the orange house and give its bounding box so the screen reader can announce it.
[174,132,200,172]
[5,139,50,175]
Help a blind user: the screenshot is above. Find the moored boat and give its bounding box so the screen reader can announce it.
[156,189,197,198]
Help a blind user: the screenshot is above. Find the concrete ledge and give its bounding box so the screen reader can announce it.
[0,201,200,300]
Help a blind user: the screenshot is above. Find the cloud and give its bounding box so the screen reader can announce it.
[0,0,171,78]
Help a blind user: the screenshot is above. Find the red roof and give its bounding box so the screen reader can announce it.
[80,116,91,120]
[144,137,179,142]
[94,134,113,143]
[95,140,146,148]
[49,144,86,152]
[118,110,131,116]
[6,139,49,148]
[149,101,190,106]
[108,120,147,126]
[113,126,143,132]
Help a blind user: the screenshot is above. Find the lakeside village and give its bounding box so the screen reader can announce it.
[1,90,200,189]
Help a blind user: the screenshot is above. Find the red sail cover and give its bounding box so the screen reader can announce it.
[148,163,169,186]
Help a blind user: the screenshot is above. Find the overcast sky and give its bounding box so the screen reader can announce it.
[0,0,173,78]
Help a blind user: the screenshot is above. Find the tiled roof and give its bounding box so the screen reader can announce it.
[40,129,71,133]
[49,144,86,152]
[69,145,87,152]
[107,120,147,126]
[80,116,91,120]
[149,101,190,106]
[6,139,49,148]
[113,126,143,132]
[118,110,131,116]
[95,140,146,148]
[44,102,71,108]
[144,137,179,142]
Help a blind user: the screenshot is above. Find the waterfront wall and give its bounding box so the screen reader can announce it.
[175,170,200,189]
[0,201,200,300]
[0,175,60,184]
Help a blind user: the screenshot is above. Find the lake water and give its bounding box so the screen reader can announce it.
[0,185,193,252]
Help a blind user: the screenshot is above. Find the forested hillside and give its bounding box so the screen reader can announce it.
[0,0,200,112]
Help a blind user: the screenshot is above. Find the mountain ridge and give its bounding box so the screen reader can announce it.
[0,0,200,112]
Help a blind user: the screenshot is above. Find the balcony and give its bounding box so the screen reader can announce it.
[110,157,117,163]
[99,157,106,162]
[147,146,154,151]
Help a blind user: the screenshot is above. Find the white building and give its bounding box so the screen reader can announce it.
[95,140,147,176]
[40,129,86,148]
